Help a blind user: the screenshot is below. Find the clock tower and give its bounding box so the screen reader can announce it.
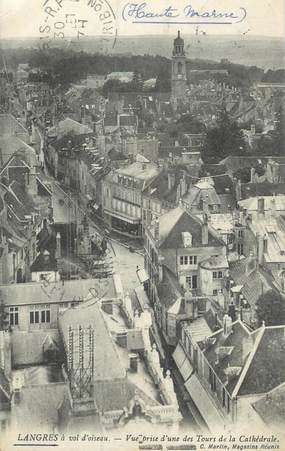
[171,30,187,105]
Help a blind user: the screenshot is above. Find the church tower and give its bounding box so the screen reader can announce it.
[171,31,187,104]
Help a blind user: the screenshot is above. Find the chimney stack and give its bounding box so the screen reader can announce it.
[201,213,208,245]
[56,232,61,258]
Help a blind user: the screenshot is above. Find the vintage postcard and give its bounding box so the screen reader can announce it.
[0,0,284,450]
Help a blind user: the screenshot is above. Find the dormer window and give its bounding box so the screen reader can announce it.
[182,231,192,248]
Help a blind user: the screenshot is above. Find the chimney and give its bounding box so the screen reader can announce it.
[180,172,187,197]
[257,198,265,215]
[201,213,208,245]
[56,232,61,258]
[228,301,237,322]
[168,172,175,190]
[250,124,256,135]
[250,167,255,183]
[223,314,232,337]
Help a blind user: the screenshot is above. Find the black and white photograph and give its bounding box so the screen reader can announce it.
[0,0,284,449]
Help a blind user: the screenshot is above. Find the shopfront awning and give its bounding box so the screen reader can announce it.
[173,343,186,369]
[184,374,225,431]
[173,343,193,381]
[180,357,193,381]
[104,208,140,224]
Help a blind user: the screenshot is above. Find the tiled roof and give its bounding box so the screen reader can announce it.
[200,254,229,270]
[0,113,29,138]
[239,195,285,211]
[238,325,285,396]
[116,161,160,181]
[0,277,116,306]
[183,182,221,207]
[199,320,253,395]
[142,168,195,205]
[241,183,285,198]
[47,118,93,139]
[229,259,275,308]
[157,266,183,309]
[200,164,228,177]
[252,382,285,428]
[184,316,213,344]
[59,300,126,381]
[153,206,224,249]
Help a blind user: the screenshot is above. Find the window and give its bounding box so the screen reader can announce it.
[180,255,197,265]
[213,289,218,296]
[30,305,50,324]
[238,243,244,256]
[238,229,243,239]
[9,307,18,326]
[209,367,217,392]
[186,275,198,289]
[213,271,223,279]
[30,309,39,324]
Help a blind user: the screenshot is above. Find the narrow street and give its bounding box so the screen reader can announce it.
[110,241,144,294]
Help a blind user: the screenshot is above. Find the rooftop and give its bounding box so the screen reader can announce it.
[199,321,285,398]
[116,161,160,181]
[47,118,93,139]
[0,277,117,306]
[149,206,224,249]
[200,254,229,270]
[239,196,285,212]
[252,382,285,429]
[59,300,126,381]
[199,319,252,395]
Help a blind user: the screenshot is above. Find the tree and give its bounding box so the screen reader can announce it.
[256,106,285,156]
[203,108,246,162]
[256,290,285,327]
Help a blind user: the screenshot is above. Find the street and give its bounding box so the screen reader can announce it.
[109,241,144,294]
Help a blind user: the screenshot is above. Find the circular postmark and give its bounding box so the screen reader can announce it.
[38,0,117,52]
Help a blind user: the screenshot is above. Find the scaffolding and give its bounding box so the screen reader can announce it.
[67,325,95,400]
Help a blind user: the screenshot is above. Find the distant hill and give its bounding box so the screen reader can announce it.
[0,34,284,70]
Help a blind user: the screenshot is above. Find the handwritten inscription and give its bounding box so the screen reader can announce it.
[122,2,247,24]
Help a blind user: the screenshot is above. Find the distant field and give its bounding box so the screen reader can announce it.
[1,34,284,70]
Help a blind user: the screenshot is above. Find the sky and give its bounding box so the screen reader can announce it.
[0,0,284,39]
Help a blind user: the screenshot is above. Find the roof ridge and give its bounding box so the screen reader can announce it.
[232,326,265,398]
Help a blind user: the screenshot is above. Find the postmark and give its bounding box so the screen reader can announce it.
[38,0,117,52]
